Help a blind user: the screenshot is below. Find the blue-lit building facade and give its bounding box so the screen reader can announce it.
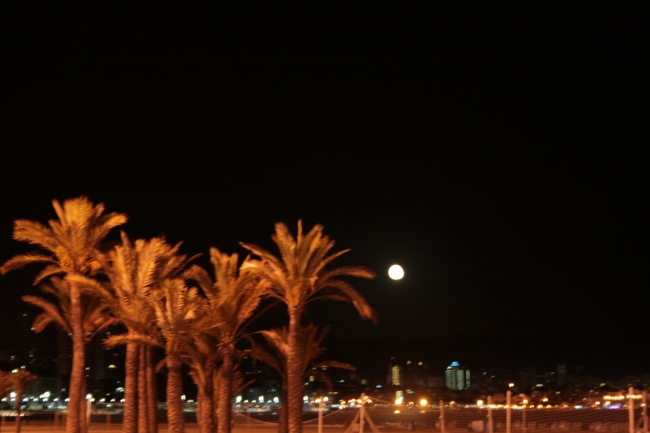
[445,361,470,390]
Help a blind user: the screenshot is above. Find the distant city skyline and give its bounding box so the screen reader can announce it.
[2,316,647,393]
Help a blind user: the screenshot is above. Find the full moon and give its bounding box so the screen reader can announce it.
[388,264,404,280]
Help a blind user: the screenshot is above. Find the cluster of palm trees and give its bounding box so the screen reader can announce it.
[0,368,37,433]
[0,197,377,433]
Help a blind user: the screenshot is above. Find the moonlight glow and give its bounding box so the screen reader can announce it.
[388,264,404,280]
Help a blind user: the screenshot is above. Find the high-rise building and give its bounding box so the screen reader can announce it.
[391,365,402,385]
[445,361,470,390]
[387,357,404,386]
[404,360,429,386]
[57,330,72,377]
[557,364,567,387]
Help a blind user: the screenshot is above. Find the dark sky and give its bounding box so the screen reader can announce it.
[1,5,647,379]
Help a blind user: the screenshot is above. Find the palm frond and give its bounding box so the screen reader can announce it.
[309,280,378,324]
[0,253,58,276]
[33,264,64,284]
[105,332,161,349]
[183,264,214,297]
[67,274,116,306]
[239,242,284,272]
[318,266,376,282]
[312,360,356,372]
[247,341,285,377]
[256,329,289,358]
[11,370,37,390]
[21,295,71,333]
[11,219,59,251]
[271,222,297,278]
[88,317,116,340]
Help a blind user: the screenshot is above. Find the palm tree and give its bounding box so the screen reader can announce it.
[76,233,197,433]
[109,278,203,433]
[85,233,166,433]
[248,324,355,433]
[187,354,256,433]
[0,370,12,401]
[155,279,203,433]
[11,369,37,433]
[0,370,13,433]
[183,247,263,433]
[240,221,376,433]
[22,276,114,339]
[21,276,114,431]
[185,326,218,433]
[0,197,127,433]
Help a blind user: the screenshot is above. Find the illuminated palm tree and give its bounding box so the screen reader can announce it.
[0,370,12,433]
[73,234,159,433]
[77,233,197,433]
[21,276,115,432]
[185,333,257,433]
[0,197,127,433]
[0,370,12,401]
[155,279,203,433]
[185,326,218,433]
[21,276,114,428]
[183,247,263,433]
[11,369,37,433]
[248,324,355,433]
[109,278,203,433]
[240,221,376,433]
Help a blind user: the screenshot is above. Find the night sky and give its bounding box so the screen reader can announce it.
[1,5,647,380]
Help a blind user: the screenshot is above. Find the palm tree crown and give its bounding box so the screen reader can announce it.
[0,196,127,281]
[0,371,12,400]
[240,220,377,321]
[22,276,113,338]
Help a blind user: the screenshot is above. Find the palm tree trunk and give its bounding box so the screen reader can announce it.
[146,346,159,433]
[67,282,86,433]
[166,353,185,433]
[79,372,88,433]
[123,342,139,433]
[217,346,234,433]
[277,386,288,433]
[14,389,23,433]
[197,364,214,433]
[286,308,303,433]
[196,393,209,433]
[138,345,150,433]
[212,375,220,433]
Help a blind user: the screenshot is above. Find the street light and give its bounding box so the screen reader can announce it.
[316,396,328,433]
